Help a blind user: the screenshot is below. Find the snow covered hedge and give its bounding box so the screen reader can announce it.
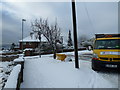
[4,64,21,88]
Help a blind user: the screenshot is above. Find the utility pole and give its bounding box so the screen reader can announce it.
[22,19,26,55]
[71,0,79,68]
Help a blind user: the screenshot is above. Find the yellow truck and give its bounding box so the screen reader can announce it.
[92,34,120,71]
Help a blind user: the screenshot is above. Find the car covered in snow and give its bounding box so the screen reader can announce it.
[92,34,120,71]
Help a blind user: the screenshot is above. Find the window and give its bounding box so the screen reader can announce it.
[23,42,26,45]
[94,39,120,49]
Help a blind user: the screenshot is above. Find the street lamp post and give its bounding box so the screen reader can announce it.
[71,0,79,68]
[22,19,26,55]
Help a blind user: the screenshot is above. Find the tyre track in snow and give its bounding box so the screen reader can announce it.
[80,54,119,88]
[97,71,119,88]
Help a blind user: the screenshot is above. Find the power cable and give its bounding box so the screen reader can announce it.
[83,2,95,36]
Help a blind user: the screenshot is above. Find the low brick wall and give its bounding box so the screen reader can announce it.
[4,63,23,90]
[4,60,24,90]
[16,61,24,90]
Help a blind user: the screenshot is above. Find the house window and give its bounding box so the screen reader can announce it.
[28,43,32,45]
[23,42,26,45]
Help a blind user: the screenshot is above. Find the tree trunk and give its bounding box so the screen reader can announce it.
[39,42,41,58]
[53,49,56,59]
[52,44,57,59]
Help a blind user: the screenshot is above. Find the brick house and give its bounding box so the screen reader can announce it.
[19,31,47,50]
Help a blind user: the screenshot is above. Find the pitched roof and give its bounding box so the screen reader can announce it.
[19,33,47,42]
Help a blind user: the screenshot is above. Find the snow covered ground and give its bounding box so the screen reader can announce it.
[1,50,118,89]
[20,50,119,88]
[0,61,14,90]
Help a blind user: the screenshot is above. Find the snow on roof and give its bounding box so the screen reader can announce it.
[19,33,47,42]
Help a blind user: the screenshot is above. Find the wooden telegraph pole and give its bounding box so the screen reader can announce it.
[71,0,79,68]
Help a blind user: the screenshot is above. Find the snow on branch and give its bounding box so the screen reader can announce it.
[31,18,63,59]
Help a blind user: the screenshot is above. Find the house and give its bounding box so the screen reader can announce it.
[19,31,47,50]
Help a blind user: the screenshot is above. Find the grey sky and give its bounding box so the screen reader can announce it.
[1,1,118,45]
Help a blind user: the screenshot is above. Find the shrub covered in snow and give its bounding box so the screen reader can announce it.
[14,57,24,62]
[64,56,72,62]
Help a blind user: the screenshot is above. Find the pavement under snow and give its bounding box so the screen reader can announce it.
[20,54,118,88]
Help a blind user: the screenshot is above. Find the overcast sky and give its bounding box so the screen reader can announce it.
[0,0,119,45]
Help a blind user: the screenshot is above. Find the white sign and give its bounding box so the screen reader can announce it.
[100,52,120,55]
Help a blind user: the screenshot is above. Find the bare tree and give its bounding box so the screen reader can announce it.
[31,18,62,59]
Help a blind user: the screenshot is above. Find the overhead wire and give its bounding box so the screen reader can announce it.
[83,2,95,36]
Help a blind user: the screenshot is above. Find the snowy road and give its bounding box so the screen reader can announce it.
[20,52,119,88]
[79,52,119,89]
[97,71,119,88]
